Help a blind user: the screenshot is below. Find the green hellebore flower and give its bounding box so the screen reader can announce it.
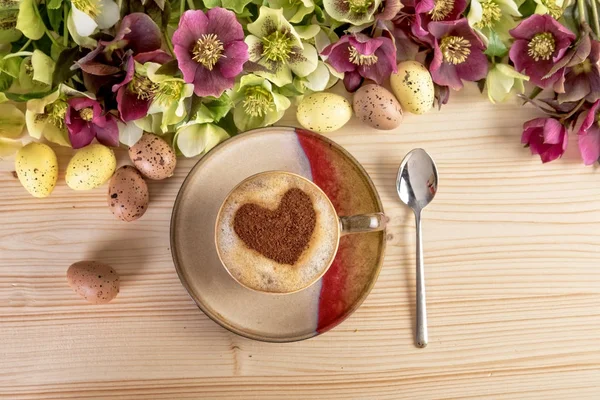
[245,7,319,87]
[0,0,21,44]
[174,122,229,158]
[230,74,291,131]
[467,0,521,44]
[145,62,195,133]
[267,0,315,23]
[17,50,55,92]
[323,0,382,25]
[486,63,529,104]
[533,0,564,19]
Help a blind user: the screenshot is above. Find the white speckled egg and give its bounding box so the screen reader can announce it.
[128,133,177,180]
[66,144,116,190]
[66,261,120,304]
[108,166,149,222]
[390,61,434,115]
[15,142,58,198]
[296,92,352,133]
[353,84,403,130]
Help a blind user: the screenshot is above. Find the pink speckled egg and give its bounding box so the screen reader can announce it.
[67,261,120,304]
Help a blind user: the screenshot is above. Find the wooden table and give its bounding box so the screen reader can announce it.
[1,85,599,399]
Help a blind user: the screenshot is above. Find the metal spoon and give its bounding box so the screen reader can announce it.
[397,149,438,348]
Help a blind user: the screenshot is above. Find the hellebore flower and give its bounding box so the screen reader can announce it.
[321,33,397,92]
[553,36,600,103]
[429,18,488,90]
[66,98,119,149]
[112,59,157,122]
[467,0,520,43]
[509,14,575,88]
[173,8,249,97]
[245,6,318,87]
[25,90,71,147]
[69,0,120,37]
[267,0,315,23]
[577,100,600,165]
[533,0,564,19]
[174,122,229,158]
[230,74,291,131]
[521,117,568,163]
[486,63,529,103]
[413,0,467,40]
[323,0,382,25]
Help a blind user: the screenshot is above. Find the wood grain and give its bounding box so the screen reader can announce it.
[1,84,599,399]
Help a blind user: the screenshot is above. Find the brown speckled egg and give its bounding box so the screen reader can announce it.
[128,133,176,180]
[353,85,403,130]
[66,261,120,304]
[108,166,149,222]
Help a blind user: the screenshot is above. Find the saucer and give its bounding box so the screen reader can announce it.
[171,127,386,342]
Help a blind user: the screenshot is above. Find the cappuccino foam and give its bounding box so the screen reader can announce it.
[216,172,339,293]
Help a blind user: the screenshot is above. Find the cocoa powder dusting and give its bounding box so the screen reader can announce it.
[233,188,317,265]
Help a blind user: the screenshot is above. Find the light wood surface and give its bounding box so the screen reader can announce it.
[1,84,599,399]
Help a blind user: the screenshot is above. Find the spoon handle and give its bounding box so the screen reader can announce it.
[415,212,428,348]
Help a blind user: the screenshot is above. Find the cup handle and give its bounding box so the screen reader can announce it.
[339,213,388,235]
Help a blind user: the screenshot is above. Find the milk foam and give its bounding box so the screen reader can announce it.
[216,172,339,293]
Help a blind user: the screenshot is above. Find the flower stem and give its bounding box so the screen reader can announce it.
[63,3,69,47]
[186,0,195,10]
[17,39,32,53]
[164,31,175,56]
[591,0,600,38]
[577,0,586,25]
[560,98,586,122]
[32,0,61,47]
[180,0,185,15]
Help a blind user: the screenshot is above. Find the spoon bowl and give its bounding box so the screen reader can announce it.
[397,149,438,348]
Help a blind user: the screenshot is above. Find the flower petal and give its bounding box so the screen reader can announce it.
[342,70,362,92]
[206,7,245,43]
[455,50,488,82]
[93,114,119,147]
[289,42,319,77]
[172,10,209,49]
[95,0,120,29]
[117,87,151,122]
[192,66,235,97]
[578,124,600,165]
[117,119,143,146]
[71,5,98,37]
[218,40,249,78]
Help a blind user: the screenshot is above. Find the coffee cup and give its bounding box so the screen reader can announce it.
[215,171,387,294]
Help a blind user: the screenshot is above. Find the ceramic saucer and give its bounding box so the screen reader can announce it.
[170,127,386,342]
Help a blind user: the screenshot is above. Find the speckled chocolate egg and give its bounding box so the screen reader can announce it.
[128,133,176,180]
[353,84,403,130]
[66,261,120,304]
[390,61,434,115]
[108,166,149,222]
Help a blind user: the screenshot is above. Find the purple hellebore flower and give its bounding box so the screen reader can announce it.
[66,98,119,149]
[521,117,568,163]
[321,33,397,92]
[413,0,467,42]
[554,36,600,103]
[577,100,600,165]
[172,8,249,98]
[429,18,487,90]
[509,14,575,89]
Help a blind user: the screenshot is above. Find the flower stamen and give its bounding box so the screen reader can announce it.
[440,36,471,65]
[541,0,563,19]
[344,0,374,14]
[79,107,94,122]
[262,30,294,63]
[129,74,158,100]
[528,32,555,62]
[193,33,225,71]
[71,0,102,18]
[348,46,378,66]
[46,100,68,129]
[243,86,273,117]
[475,1,502,29]
[154,81,184,106]
[430,0,455,21]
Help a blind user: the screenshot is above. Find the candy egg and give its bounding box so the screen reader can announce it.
[108,166,149,222]
[15,142,58,198]
[128,133,177,180]
[66,261,120,304]
[353,84,403,130]
[296,92,352,133]
[390,61,434,115]
[66,144,116,190]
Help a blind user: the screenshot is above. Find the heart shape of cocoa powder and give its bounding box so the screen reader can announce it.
[233,188,317,265]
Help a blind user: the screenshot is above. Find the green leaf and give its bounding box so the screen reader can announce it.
[484,30,508,58]
[203,94,232,122]
[203,0,222,7]
[16,0,45,40]
[0,137,22,157]
[518,0,536,17]
[5,91,52,102]
[0,56,20,91]
[221,0,255,13]
[0,103,25,138]
[52,46,80,86]
[47,7,63,32]
[47,0,63,9]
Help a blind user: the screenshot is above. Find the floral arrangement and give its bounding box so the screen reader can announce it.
[1,0,600,169]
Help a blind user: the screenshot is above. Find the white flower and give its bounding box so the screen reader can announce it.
[69,0,120,37]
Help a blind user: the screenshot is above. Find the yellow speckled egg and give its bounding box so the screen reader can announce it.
[296,92,352,133]
[66,144,116,190]
[390,61,434,115]
[15,142,58,198]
